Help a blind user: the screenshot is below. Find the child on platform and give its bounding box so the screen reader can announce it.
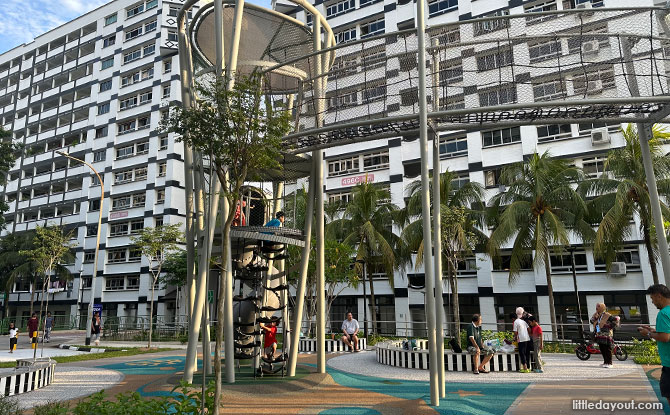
[8,322,18,353]
[529,316,543,373]
[260,320,278,360]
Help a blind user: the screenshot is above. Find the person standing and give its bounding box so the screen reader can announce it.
[590,303,614,368]
[514,307,532,373]
[639,284,670,406]
[341,312,360,352]
[528,316,543,373]
[44,312,53,343]
[467,314,494,374]
[8,322,18,353]
[27,313,38,349]
[91,312,102,346]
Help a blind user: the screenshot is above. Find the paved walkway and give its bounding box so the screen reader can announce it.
[0,347,85,362]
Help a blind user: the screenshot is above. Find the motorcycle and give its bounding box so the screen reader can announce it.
[574,339,628,361]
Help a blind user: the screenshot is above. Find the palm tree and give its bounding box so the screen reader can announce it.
[487,152,595,340]
[579,124,670,285]
[332,182,403,335]
[401,169,487,335]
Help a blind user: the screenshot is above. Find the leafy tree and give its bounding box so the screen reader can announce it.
[487,152,595,340]
[578,124,670,285]
[19,225,75,356]
[130,224,184,348]
[401,169,487,335]
[160,74,290,409]
[330,182,404,335]
[160,251,189,289]
[0,232,37,317]
[0,128,21,231]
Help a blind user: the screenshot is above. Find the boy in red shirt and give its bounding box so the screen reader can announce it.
[528,316,543,373]
[260,321,278,360]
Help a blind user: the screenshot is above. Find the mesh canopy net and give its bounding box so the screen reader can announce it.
[259,7,670,153]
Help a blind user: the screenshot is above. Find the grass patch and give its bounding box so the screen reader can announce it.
[51,347,178,363]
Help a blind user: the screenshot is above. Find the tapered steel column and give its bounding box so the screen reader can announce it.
[313,17,327,374]
[288,164,316,376]
[416,0,439,405]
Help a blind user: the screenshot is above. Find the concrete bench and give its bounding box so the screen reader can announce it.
[376,341,536,372]
[298,337,367,353]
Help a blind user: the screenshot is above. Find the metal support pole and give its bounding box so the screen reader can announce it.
[56,151,102,347]
[416,0,439,405]
[430,40,445,397]
[288,163,316,377]
[223,184,235,383]
[569,248,585,340]
[622,36,670,284]
[313,16,327,375]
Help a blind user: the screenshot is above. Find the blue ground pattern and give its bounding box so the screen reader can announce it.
[646,368,670,414]
[100,356,198,375]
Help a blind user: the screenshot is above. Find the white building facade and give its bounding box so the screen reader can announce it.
[0,0,189,327]
[276,0,668,336]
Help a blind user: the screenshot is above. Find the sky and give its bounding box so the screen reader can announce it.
[0,0,272,55]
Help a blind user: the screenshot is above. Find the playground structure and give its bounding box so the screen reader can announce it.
[177,1,670,406]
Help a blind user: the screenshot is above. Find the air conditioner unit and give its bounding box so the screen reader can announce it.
[586,79,603,93]
[609,262,627,276]
[581,40,600,55]
[591,127,611,145]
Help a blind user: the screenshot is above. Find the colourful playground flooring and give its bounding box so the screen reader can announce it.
[46,350,665,414]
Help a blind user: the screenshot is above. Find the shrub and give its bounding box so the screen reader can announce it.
[0,395,21,415]
[33,401,70,415]
[630,339,661,364]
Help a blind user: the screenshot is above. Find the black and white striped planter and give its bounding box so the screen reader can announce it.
[375,341,535,372]
[1,359,56,396]
[298,337,367,353]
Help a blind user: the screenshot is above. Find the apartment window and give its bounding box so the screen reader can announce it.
[135,166,147,181]
[162,85,170,99]
[362,48,385,71]
[104,13,117,26]
[163,60,172,73]
[116,145,134,159]
[479,84,516,107]
[86,224,98,237]
[537,124,571,143]
[482,126,521,147]
[440,95,465,110]
[328,156,359,177]
[360,18,385,39]
[330,56,357,79]
[400,87,419,107]
[93,150,106,163]
[132,193,146,207]
[328,191,353,205]
[583,156,606,178]
[168,6,178,16]
[476,49,513,72]
[95,126,108,138]
[326,0,355,18]
[118,120,136,134]
[492,252,533,271]
[146,0,158,10]
[123,49,142,64]
[98,103,110,115]
[136,142,149,154]
[142,67,154,80]
[528,40,562,63]
[107,249,127,263]
[594,246,641,271]
[524,0,558,23]
[439,135,467,158]
[127,2,145,18]
[362,83,385,104]
[120,96,138,110]
[578,122,618,135]
[439,60,463,85]
[328,91,357,110]
[126,275,140,289]
[106,277,125,290]
[159,136,168,150]
[145,20,157,33]
[533,78,565,101]
[362,151,389,171]
[114,170,133,184]
[143,44,155,56]
[125,26,143,42]
[473,9,509,36]
[550,251,587,273]
[99,80,112,92]
[572,66,616,95]
[90,199,101,211]
[335,28,356,44]
[167,31,178,42]
[138,116,150,129]
[130,219,144,234]
[484,168,502,188]
[101,57,114,70]
[103,35,116,48]
[139,91,152,104]
[84,252,95,263]
[156,189,165,204]
[91,175,101,186]
[110,222,129,236]
[567,24,608,54]
[129,248,142,261]
[451,173,470,190]
[428,0,458,17]
[158,162,167,177]
[155,216,164,227]
[122,72,139,87]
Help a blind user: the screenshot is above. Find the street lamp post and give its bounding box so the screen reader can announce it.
[56,151,103,346]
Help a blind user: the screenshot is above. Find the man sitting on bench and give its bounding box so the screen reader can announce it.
[467,314,494,374]
[341,312,360,352]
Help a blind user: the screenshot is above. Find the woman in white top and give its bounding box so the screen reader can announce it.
[513,307,532,373]
[8,322,18,353]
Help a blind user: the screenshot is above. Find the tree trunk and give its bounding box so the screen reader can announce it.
[40,273,51,357]
[367,263,378,335]
[3,290,9,319]
[448,261,460,337]
[34,277,46,360]
[544,253,558,341]
[641,217,660,285]
[148,278,155,348]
